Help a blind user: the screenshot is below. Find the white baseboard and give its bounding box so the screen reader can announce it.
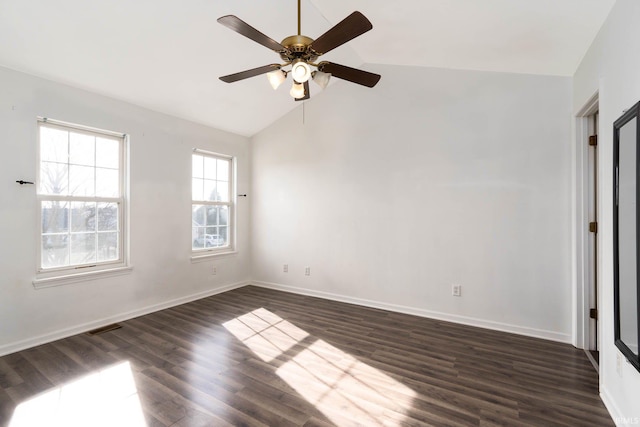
[0,281,248,357]
[250,280,572,344]
[600,387,624,426]
[1,279,572,357]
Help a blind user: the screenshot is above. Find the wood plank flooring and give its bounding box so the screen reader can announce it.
[0,286,613,426]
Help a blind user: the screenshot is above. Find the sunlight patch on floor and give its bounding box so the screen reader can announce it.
[225,308,415,426]
[277,339,416,426]
[10,361,146,427]
[222,307,309,362]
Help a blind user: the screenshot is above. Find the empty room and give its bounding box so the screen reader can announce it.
[1,0,639,425]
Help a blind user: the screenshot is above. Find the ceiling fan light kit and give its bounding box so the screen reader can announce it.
[291,59,312,83]
[267,69,287,90]
[217,0,381,101]
[290,82,306,99]
[312,71,331,89]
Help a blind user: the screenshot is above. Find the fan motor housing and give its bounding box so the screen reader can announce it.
[281,35,317,62]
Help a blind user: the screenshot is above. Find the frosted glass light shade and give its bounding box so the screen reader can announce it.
[267,70,286,90]
[312,71,331,89]
[290,82,305,99]
[291,61,311,83]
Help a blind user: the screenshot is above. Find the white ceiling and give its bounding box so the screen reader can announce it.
[0,0,615,137]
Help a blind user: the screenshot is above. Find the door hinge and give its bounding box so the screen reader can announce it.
[589,135,598,146]
[589,222,598,233]
[590,308,598,320]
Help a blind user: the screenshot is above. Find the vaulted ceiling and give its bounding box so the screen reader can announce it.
[0,0,615,136]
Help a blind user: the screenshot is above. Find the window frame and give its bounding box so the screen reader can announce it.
[191,148,235,257]
[34,118,129,282]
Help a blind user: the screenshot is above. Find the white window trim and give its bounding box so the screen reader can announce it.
[32,266,133,289]
[191,148,236,258]
[190,250,238,263]
[34,118,131,287]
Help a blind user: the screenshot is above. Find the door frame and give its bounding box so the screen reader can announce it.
[573,92,600,352]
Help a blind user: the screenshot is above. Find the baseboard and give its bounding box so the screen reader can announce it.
[250,280,572,344]
[0,281,249,357]
[600,387,624,426]
[2,279,572,357]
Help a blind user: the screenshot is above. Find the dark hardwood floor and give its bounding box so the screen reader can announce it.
[0,286,613,426]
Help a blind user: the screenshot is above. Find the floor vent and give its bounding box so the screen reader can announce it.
[87,323,122,335]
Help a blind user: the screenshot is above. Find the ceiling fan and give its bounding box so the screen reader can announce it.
[217,0,381,101]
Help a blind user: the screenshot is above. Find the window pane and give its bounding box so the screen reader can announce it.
[192,226,207,248]
[192,227,199,247]
[192,178,204,201]
[206,206,219,227]
[192,155,203,178]
[204,156,216,180]
[42,235,69,268]
[69,132,95,166]
[42,201,69,233]
[69,165,95,196]
[40,127,68,163]
[205,226,218,238]
[96,168,119,197]
[40,162,68,195]
[192,205,205,226]
[98,203,118,231]
[217,158,229,182]
[97,232,118,262]
[219,206,229,226]
[204,179,216,201]
[71,202,96,232]
[217,180,229,202]
[218,226,228,246]
[96,137,119,169]
[70,233,96,265]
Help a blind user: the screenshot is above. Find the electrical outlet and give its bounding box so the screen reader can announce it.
[212,266,217,275]
[305,267,311,276]
[283,264,288,273]
[452,284,462,297]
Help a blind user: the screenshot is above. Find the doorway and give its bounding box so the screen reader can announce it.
[575,93,600,373]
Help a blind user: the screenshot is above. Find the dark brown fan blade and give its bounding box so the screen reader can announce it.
[220,64,281,83]
[218,15,286,53]
[319,62,381,88]
[295,81,310,101]
[309,11,372,55]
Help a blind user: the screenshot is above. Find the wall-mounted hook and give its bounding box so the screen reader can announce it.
[16,180,34,185]
[237,194,247,197]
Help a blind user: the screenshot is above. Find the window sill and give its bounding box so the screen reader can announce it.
[32,265,134,290]
[191,250,237,263]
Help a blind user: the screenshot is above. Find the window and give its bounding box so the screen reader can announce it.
[37,118,126,275]
[192,150,233,253]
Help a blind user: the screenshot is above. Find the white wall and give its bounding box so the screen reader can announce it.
[0,66,251,355]
[574,0,640,422]
[251,65,573,342]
